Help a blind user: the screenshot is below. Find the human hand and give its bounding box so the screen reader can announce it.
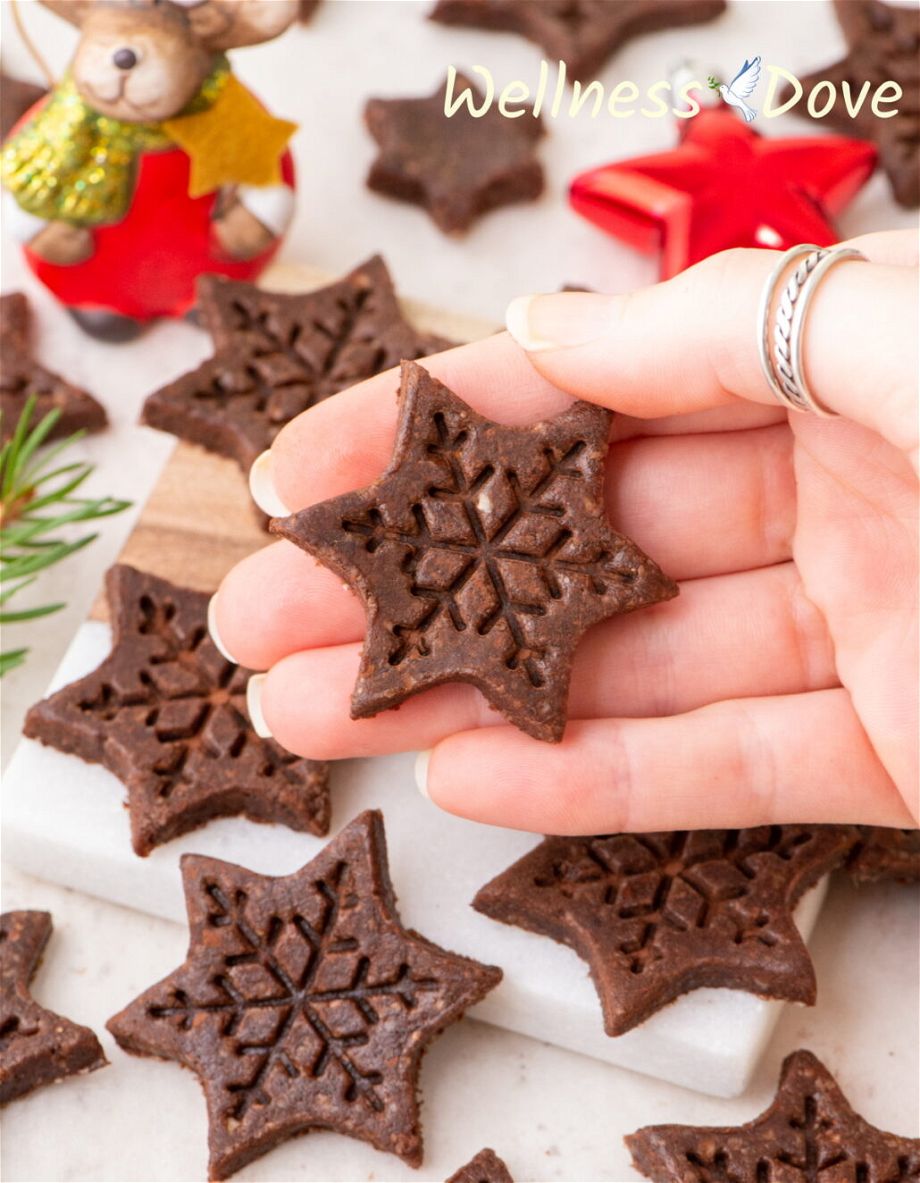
[211,230,918,834]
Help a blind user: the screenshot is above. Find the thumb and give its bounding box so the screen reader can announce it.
[505,241,918,461]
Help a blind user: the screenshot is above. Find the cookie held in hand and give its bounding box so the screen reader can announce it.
[107,811,502,1181]
[0,911,107,1105]
[272,361,677,742]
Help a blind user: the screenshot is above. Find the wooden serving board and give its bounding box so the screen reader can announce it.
[91,262,496,619]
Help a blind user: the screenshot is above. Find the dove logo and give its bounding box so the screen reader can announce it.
[708,57,761,122]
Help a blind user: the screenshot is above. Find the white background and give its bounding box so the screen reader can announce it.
[1,1,918,1180]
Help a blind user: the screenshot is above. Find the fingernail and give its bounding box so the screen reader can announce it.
[505,292,616,352]
[249,450,291,518]
[246,674,273,738]
[207,594,237,665]
[415,749,431,799]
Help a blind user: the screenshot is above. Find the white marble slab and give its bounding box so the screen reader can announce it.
[3,620,829,1100]
[3,860,917,1183]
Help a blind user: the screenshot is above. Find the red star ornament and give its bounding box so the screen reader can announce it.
[569,107,877,279]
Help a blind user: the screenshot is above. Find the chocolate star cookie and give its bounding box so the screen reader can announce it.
[298,0,319,20]
[782,0,919,207]
[364,75,544,233]
[847,826,920,885]
[474,827,855,1035]
[627,1048,920,1181]
[447,1147,515,1183]
[272,362,677,742]
[23,565,330,857]
[1,911,107,1105]
[429,0,727,81]
[107,811,502,1180]
[1,74,46,140]
[141,256,450,476]
[1,292,107,444]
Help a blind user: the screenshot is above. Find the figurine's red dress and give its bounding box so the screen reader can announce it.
[13,103,294,322]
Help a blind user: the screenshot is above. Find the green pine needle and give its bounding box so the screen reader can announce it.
[1,601,67,624]
[0,396,131,675]
[0,649,29,678]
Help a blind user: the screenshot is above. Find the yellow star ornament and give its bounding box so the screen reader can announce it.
[163,75,297,198]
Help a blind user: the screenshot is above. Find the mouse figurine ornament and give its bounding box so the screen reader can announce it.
[1,0,299,339]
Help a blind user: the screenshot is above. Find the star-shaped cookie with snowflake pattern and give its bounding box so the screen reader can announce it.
[474,827,855,1034]
[23,565,330,856]
[107,811,502,1180]
[272,361,677,742]
[627,1049,920,1181]
[141,256,451,477]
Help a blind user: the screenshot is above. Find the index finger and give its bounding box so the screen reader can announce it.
[507,230,918,453]
[263,229,916,515]
[264,326,781,516]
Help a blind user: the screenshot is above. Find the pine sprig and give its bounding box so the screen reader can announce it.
[1,396,131,675]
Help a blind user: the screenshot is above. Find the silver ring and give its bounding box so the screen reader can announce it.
[787,247,867,416]
[757,244,826,414]
[772,248,829,412]
[758,244,869,417]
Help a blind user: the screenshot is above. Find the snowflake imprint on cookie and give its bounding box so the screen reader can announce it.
[847,826,920,885]
[141,257,451,476]
[23,565,330,856]
[273,362,677,741]
[627,1049,920,1182]
[474,826,856,1033]
[107,812,501,1180]
[148,865,436,1121]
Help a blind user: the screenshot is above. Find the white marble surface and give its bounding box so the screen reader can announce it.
[4,620,832,1101]
[1,1,918,1180]
[1,863,916,1182]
